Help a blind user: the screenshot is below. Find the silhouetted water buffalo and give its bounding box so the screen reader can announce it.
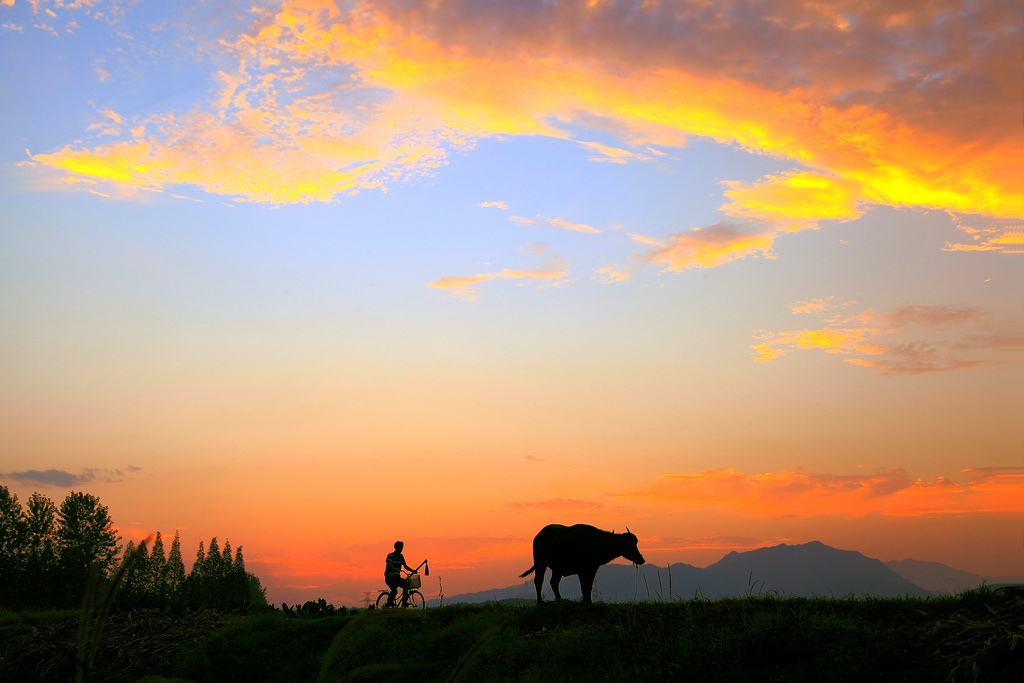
[520,524,645,604]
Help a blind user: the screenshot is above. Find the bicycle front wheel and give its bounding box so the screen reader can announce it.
[406,590,425,609]
[376,591,394,609]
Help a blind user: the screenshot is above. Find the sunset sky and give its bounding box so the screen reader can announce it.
[1,0,1022,607]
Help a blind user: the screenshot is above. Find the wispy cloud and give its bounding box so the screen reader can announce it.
[753,301,1024,374]
[478,201,509,210]
[576,140,653,164]
[642,535,791,552]
[428,254,569,300]
[944,221,1023,255]
[594,264,631,283]
[619,466,1024,518]
[635,222,776,271]
[1,466,141,487]
[508,498,621,514]
[510,214,601,234]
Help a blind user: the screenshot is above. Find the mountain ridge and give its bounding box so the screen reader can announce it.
[437,541,1023,605]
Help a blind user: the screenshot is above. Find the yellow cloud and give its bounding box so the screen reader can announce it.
[26,0,1020,227]
[754,302,1022,374]
[944,225,1024,255]
[722,172,864,230]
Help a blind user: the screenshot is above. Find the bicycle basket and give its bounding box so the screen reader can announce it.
[407,574,421,589]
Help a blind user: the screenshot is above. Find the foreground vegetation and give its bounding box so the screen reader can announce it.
[2,588,1021,682]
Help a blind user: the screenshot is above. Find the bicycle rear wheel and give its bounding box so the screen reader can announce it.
[376,591,394,609]
[406,590,425,609]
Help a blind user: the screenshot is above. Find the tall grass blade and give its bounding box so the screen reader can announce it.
[76,536,152,683]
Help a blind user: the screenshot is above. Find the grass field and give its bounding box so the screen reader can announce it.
[1,588,1021,682]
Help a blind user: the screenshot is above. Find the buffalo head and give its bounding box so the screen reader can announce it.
[621,527,645,565]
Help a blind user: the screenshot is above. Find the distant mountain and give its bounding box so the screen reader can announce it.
[706,540,927,598]
[884,558,1024,594]
[441,541,940,605]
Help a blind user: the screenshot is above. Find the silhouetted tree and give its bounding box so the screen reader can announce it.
[56,491,120,604]
[24,492,58,570]
[120,540,141,602]
[166,530,186,596]
[233,545,245,573]
[206,537,225,579]
[0,487,27,606]
[0,488,270,611]
[247,571,268,606]
[137,538,151,587]
[192,540,206,578]
[150,531,167,602]
[22,492,58,606]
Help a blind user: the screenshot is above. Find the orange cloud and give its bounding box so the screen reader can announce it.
[620,466,1024,519]
[26,0,1019,229]
[754,301,1023,374]
[428,254,569,300]
[594,264,631,283]
[637,222,776,271]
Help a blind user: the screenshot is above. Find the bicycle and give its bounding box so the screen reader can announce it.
[376,560,429,609]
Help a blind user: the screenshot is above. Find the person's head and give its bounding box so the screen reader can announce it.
[394,541,404,551]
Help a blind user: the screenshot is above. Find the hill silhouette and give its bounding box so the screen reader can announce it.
[440,541,1022,605]
[884,557,1024,593]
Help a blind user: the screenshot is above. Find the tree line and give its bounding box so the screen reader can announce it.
[0,485,266,611]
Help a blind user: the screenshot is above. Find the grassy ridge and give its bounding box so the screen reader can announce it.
[2,590,1021,682]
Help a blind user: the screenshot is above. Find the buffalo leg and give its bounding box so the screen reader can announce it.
[533,567,546,604]
[550,572,563,601]
[579,567,597,604]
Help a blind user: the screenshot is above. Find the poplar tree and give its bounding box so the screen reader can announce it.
[192,540,206,579]
[206,537,224,579]
[136,539,151,595]
[166,530,186,595]
[150,531,167,600]
[121,540,139,600]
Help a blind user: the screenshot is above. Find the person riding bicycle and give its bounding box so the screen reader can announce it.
[384,540,417,607]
